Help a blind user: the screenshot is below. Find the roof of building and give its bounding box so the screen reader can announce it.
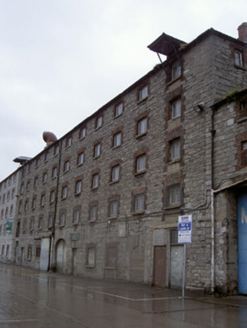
[147,33,186,56]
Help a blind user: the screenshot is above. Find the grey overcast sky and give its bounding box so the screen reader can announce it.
[0,0,246,181]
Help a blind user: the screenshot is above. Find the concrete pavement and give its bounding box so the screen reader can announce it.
[0,262,246,328]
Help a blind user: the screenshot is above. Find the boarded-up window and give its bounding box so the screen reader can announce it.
[106,246,117,268]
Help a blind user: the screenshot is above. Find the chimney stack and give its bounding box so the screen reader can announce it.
[238,22,247,43]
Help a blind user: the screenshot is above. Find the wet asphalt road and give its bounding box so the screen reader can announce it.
[0,263,247,328]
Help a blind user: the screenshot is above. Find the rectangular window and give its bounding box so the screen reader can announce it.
[52,166,57,179]
[92,174,99,189]
[171,99,181,118]
[44,152,49,162]
[34,177,38,188]
[109,200,118,218]
[54,145,59,155]
[95,116,102,129]
[32,198,36,210]
[235,50,243,67]
[89,205,97,221]
[43,172,48,184]
[136,154,146,173]
[64,160,70,173]
[134,193,145,212]
[61,186,68,199]
[41,194,45,207]
[138,85,148,101]
[59,212,66,226]
[115,103,123,117]
[77,152,84,165]
[169,184,181,205]
[27,246,32,261]
[111,165,120,182]
[30,218,35,231]
[65,137,72,148]
[36,247,41,258]
[73,209,80,224]
[94,143,101,158]
[137,117,147,136]
[75,180,82,194]
[172,61,181,80]
[113,132,122,148]
[38,217,43,229]
[26,182,30,191]
[170,139,181,161]
[48,214,54,228]
[87,247,96,267]
[50,190,55,203]
[106,246,117,268]
[79,127,86,139]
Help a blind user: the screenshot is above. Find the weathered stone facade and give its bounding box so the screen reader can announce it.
[1,23,247,294]
[0,169,20,262]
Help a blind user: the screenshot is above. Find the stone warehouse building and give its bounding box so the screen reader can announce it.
[1,23,247,294]
[0,169,20,262]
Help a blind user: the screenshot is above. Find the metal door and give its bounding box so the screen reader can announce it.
[153,246,167,287]
[40,238,50,271]
[170,245,183,287]
[56,240,65,273]
[238,194,247,294]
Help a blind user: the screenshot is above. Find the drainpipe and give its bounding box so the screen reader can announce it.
[211,106,216,293]
[48,140,62,272]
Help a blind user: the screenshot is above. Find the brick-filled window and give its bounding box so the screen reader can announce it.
[86,246,96,267]
[106,245,118,268]
[114,102,123,117]
[138,85,148,101]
